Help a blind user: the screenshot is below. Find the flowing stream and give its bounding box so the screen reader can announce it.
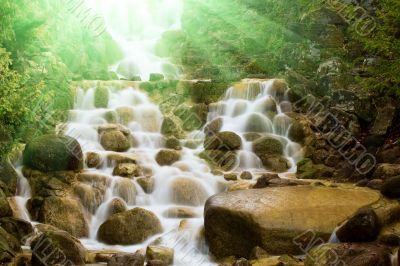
[14,79,301,265]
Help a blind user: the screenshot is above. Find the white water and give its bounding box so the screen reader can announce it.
[13,79,302,265]
[84,0,183,80]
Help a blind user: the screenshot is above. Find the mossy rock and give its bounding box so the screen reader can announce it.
[0,189,12,218]
[97,208,162,245]
[161,115,184,138]
[94,85,109,108]
[23,134,83,172]
[0,227,21,263]
[204,131,242,151]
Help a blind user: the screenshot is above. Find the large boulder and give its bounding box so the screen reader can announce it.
[252,136,290,171]
[204,186,381,258]
[0,217,33,244]
[161,115,184,138]
[0,189,12,218]
[305,243,392,266]
[373,164,400,180]
[336,208,381,242]
[30,230,86,266]
[0,159,18,195]
[155,149,181,166]
[23,135,83,172]
[100,130,132,152]
[170,178,208,206]
[97,208,162,245]
[29,196,89,238]
[204,131,242,151]
[0,227,21,263]
[381,176,400,198]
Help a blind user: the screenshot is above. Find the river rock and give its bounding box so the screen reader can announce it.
[245,113,272,133]
[0,189,12,218]
[97,208,162,245]
[297,158,334,179]
[107,252,145,266]
[224,173,237,181]
[116,107,135,125]
[0,227,21,263]
[252,136,283,157]
[373,164,400,180]
[200,150,237,171]
[107,198,127,217]
[0,159,18,195]
[381,176,400,198]
[94,85,109,108]
[170,178,208,206]
[204,118,223,136]
[31,196,89,238]
[204,131,242,151]
[113,178,137,205]
[0,217,33,244]
[100,130,132,152]
[165,136,182,150]
[336,208,380,242]
[161,115,184,138]
[155,149,181,166]
[30,230,86,266]
[305,243,392,266]
[204,186,381,258]
[23,134,83,172]
[86,152,102,168]
[163,207,198,218]
[146,246,174,265]
[113,163,140,178]
[137,177,155,194]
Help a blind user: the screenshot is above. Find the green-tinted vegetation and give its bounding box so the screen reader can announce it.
[0,0,121,157]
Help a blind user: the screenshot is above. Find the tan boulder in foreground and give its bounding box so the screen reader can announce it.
[204,186,382,258]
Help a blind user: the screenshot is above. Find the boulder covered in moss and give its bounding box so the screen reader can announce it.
[23,134,83,172]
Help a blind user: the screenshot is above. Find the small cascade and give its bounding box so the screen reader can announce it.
[11,78,302,265]
[14,167,32,222]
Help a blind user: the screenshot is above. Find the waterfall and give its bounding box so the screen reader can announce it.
[12,78,302,265]
[84,0,183,80]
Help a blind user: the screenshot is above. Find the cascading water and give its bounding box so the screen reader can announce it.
[13,78,302,265]
[84,0,183,80]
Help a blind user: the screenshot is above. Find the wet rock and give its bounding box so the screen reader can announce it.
[224,173,237,181]
[161,115,184,138]
[262,156,291,173]
[86,152,102,168]
[336,208,380,242]
[373,164,400,180]
[165,136,181,150]
[155,149,181,166]
[297,159,334,179]
[107,198,127,217]
[146,246,174,265]
[31,230,86,266]
[146,260,167,266]
[370,101,396,136]
[200,150,237,171]
[116,107,134,125]
[94,85,109,108]
[29,196,89,238]
[243,132,262,142]
[263,98,277,113]
[204,186,380,258]
[100,130,132,152]
[204,131,242,151]
[137,177,155,194]
[107,153,138,165]
[270,79,288,102]
[163,207,198,218]
[253,173,280,189]
[204,118,223,136]
[245,113,272,133]
[98,208,162,245]
[0,159,18,195]
[381,176,400,198]
[0,227,21,263]
[240,171,253,180]
[170,178,208,206]
[23,134,83,172]
[0,188,12,218]
[0,217,33,244]
[73,183,104,213]
[367,179,383,190]
[107,252,145,266]
[252,136,283,158]
[104,110,118,123]
[113,163,140,178]
[305,243,391,266]
[113,178,137,205]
